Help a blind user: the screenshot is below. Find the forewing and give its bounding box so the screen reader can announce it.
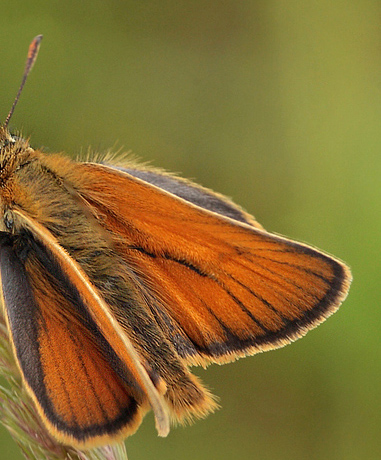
[73,163,352,366]
[0,232,160,447]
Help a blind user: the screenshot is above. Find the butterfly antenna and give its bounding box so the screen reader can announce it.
[3,35,43,128]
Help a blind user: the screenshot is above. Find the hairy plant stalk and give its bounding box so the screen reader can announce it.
[0,313,128,460]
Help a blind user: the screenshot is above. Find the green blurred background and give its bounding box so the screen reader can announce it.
[0,1,379,459]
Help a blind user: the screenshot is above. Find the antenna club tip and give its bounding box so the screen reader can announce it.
[28,35,43,59]
[4,35,44,128]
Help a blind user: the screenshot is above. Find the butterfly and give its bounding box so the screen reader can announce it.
[0,35,351,448]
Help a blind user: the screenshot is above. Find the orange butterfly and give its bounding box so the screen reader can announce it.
[0,36,351,448]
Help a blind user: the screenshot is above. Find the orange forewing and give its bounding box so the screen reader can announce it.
[1,210,170,447]
[72,163,351,366]
[26,260,147,445]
